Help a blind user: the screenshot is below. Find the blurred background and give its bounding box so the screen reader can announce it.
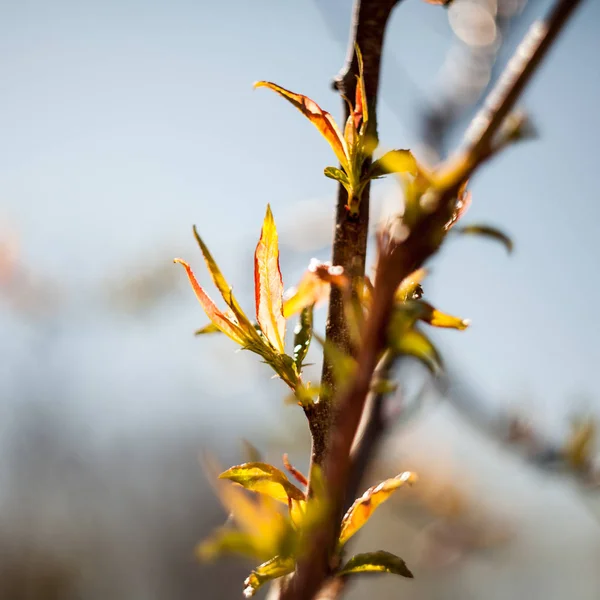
[1,0,600,598]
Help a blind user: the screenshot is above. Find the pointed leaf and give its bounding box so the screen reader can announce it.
[254,205,286,353]
[339,472,417,547]
[454,224,513,254]
[393,328,442,375]
[293,305,314,371]
[354,44,368,130]
[243,556,295,598]
[192,227,260,342]
[415,300,470,331]
[338,550,413,578]
[174,259,245,344]
[219,462,306,503]
[369,150,418,179]
[324,166,349,186]
[195,322,221,335]
[254,81,348,168]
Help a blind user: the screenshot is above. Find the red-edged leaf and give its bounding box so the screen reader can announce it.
[254,81,348,169]
[192,227,260,343]
[254,205,286,353]
[174,259,245,343]
[338,472,417,547]
[354,44,368,129]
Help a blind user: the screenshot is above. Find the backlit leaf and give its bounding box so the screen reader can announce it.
[393,328,442,375]
[243,556,295,598]
[454,224,513,254]
[338,550,413,578]
[254,81,348,169]
[354,44,368,130]
[369,149,418,179]
[219,462,306,503]
[192,227,260,342]
[338,472,417,547]
[324,166,350,187]
[415,300,470,330]
[293,305,314,371]
[174,259,245,344]
[194,323,221,335]
[254,205,286,353]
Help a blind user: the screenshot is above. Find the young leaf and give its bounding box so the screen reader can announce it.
[454,224,514,254]
[192,227,260,342]
[313,333,357,389]
[338,472,417,547]
[243,556,295,598]
[353,44,368,129]
[293,305,314,371]
[338,550,413,578]
[194,322,221,335]
[174,259,245,344]
[415,300,470,331]
[219,462,306,503]
[369,149,418,179]
[254,205,286,353]
[324,166,350,187]
[393,328,443,375]
[254,81,348,169]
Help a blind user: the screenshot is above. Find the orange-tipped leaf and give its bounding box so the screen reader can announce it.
[254,81,348,169]
[254,205,286,353]
[174,259,246,344]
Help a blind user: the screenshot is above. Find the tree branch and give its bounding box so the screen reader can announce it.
[287,0,583,599]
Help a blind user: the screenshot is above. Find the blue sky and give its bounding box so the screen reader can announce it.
[1,0,599,440]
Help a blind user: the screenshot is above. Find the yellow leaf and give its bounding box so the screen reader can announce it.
[396,268,427,302]
[219,462,306,503]
[173,259,245,344]
[254,81,349,169]
[243,556,295,598]
[192,227,260,343]
[416,300,470,330]
[564,418,596,470]
[338,472,417,547]
[338,550,413,578]
[254,205,286,353]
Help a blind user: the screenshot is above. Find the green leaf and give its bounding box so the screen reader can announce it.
[338,550,413,578]
[393,328,442,375]
[324,166,349,186]
[219,462,306,503]
[243,556,295,598]
[454,224,513,254]
[293,305,314,371]
[369,149,418,179]
[338,472,416,547]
